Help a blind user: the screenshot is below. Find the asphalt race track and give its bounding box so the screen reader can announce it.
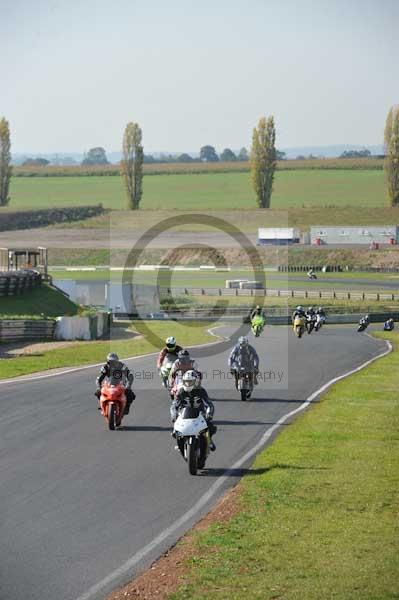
[0,325,388,600]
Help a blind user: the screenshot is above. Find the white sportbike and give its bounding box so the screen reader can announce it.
[173,399,211,475]
[315,314,326,331]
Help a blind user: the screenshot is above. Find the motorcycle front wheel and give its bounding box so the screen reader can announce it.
[188,439,199,475]
[197,436,208,470]
[108,403,116,430]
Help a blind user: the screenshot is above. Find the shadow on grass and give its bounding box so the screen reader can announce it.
[203,462,330,478]
[215,419,280,426]
[211,396,308,404]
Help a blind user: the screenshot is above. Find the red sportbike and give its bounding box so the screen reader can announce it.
[99,381,127,430]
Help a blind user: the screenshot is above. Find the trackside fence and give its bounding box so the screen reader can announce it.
[164,287,399,302]
[0,319,55,342]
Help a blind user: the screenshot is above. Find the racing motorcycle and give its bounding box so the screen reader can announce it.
[314,314,326,332]
[306,314,317,334]
[173,398,211,475]
[251,314,265,337]
[357,318,369,333]
[383,319,394,331]
[236,367,254,401]
[159,352,176,390]
[293,315,305,338]
[99,379,127,430]
[307,272,317,280]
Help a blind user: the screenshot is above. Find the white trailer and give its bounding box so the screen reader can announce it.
[257,228,300,245]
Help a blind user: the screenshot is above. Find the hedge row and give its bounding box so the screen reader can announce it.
[12,158,384,177]
[0,205,105,231]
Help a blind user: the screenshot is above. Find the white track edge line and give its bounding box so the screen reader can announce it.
[0,325,227,386]
[74,337,392,600]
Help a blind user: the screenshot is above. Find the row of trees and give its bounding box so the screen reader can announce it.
[1,107,399,208]
[79,144,285,165]
[118,116,278,209]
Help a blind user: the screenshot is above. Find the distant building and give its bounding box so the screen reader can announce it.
[257,228,300,245]
[310,226,399,245]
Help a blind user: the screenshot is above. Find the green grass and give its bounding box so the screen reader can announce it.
[0,284,79,318]
[169,331,399,600]
[48,268,399,290]
[8,170,388,211]
[0,320,216,379]
[46,205,399,234]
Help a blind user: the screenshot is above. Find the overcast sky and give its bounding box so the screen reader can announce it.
[1,0,399,154]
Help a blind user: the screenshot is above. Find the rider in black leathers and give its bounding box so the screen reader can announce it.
[170,371,217,450]
[95,352,135,414]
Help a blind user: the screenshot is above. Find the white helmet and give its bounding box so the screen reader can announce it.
[182,370,197,392]
[166,336,176,350]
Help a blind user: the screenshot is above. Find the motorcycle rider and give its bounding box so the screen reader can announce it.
[384,318,394,331]
[170,370,217,451]
[157,336,183,370]
[292,305,306,322]
[228,336,259,389]
[250,304,265,322]
[316,306,326,318]
[360,314,370,326]
[169,349,201,391]
[307,268,316,279]
[305,306,316,319]
[95,352,135,415]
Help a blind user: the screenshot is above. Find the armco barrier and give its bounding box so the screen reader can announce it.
[165,286,399,302]
[0,319,55,342]
[115,308,399,324]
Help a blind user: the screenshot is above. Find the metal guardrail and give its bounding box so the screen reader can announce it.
[114,308,399,323]
[0,319,55,342]
[164,287,399,302]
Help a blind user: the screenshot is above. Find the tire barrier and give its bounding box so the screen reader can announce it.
[0,270,42,297]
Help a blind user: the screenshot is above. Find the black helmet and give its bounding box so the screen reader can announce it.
[178,349,190,363]
[107,352,119,362]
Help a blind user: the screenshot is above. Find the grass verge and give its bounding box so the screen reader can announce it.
[0,320,216,379]
[168,331,398,600]
[0,284,79,318]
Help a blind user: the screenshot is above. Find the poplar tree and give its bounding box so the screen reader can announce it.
[121,122,143,210]
[250,116,276,208]
[384,105,399,206]
[0,117,12,206]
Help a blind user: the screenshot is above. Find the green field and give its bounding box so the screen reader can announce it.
[8,169,387,211]
[165,331,399,600]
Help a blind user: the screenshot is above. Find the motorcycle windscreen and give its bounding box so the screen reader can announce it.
[180,406,200,419]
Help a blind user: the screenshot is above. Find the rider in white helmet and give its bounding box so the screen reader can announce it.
[170,370,217,450]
